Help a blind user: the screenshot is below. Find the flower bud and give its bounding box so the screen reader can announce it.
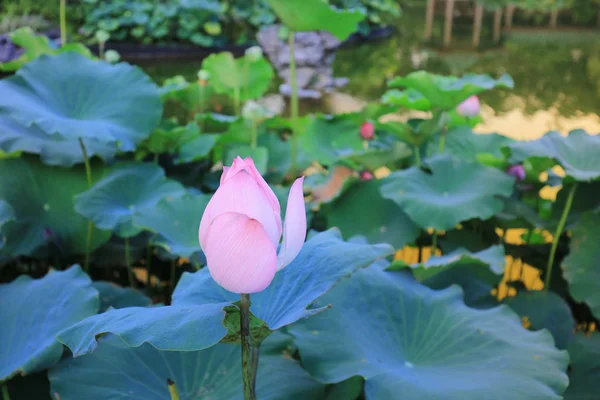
[104,50,120,64]
[457,95,480,117]
[242,100,270,122]
[360,121,375,140]
[245,46,263,62]
[199,157,307,293]
[360,170,374,181]
[506,164,525,182]
[95,30,110,43]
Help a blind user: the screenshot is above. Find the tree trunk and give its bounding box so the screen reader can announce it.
[504,4,515,33]
[472,5,483,48]
[493,9,503,43]
[424,0,435,40]
[443,0,455,48]
[550,9,559,28]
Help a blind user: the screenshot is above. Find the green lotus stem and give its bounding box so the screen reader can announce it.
[124,237,136,288]
[59,0,67,46]
[79,138,94,272]
[146,245,152,289]
[414,146,421,167]
[438,130,446,153]
[1,383,10,400]
[99,42,105,60]
[170,258,177,292]
[250,344,260,398]
[240,293,255,400]
[544,183,577,292]
[199,84,205,132]
[288,30,299,177]
[431,231,437,254]
[250,120,257,149]
[167,379,180,400]
[234,87,241,116]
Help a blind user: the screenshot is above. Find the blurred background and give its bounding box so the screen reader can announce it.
[1,0,599,139]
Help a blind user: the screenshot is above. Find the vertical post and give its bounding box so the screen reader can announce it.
[473,4,483,48]
[443,0,455,48]
[493,8,503,43]
[504,4,515,33]
[424,0,436,40]
[550,9,559,28]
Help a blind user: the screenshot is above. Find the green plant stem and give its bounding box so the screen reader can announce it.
[124,237,136,288]
[414,146,421,167]
[250,344,260,398]
[79,138,93,272]
[2,383,10,400]
[431,231,437,254]
[288,30,299,177]
[99,42,104,60]
[59,0,67,46]
[199,84,205,132]
[438,130,446,153]
[544,183,577,292]
[146,245,152,289]
[250,120,257,149]
[240,293,255,400]
[167,379,180,400]
[234,87,241,116]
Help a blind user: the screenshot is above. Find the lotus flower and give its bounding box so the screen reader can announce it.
[360,121,375,140]
[456,95,480,117]
[199,157,306,293]
[360,170,374,181]
[507,164,526,182]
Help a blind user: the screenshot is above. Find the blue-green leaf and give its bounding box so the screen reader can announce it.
[565,333,600,400]
[74,163,186,238]
[93,281,152,313]
[289,265,569,399]
[0,265,99,381]
[0,52,162,151]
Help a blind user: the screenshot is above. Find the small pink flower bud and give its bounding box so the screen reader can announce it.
[506,164,526,182]
[360,121,375,140]
[360,170,374,181]
[457,95,480,117]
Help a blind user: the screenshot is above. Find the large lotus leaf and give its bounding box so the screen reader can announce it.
[75,163,186,238]
[0,200,14,250]
[133,193,211,258]
[0,52,162,151]
[325,179,420,249]
[266,0,365,40]
[288,265,569,399]
[50,334,324,400]
[0,157,110,259]
[0,265,99,381]
[0,113,117,166]
[173,229,394,330]
[393,244,505,281]
[0,27,92,72]
[429,126,514,161]
[564,333,600,400]
[381,88,432,111]
[179,0,221,12]
[93,281,152,313]
[388,71,514,110]
[506,130,600,182]
[175,134,219,164]
[562,210,600,319]
[201,52,274,101]
[504,291,574,349]
[380,154,515,230]
[57,303,230,357]
[422,267,499,309]
[550,182,600,230]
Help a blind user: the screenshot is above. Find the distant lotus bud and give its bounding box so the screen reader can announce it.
[242,100,270,122]
[204,21,222,36]
[199,157,307,293]
[360,121,375,140]
[457,95,480,117]
[95,30,110,43]
[104,50,120,64]
[197,69,210,86]
[360,170,374,181]
[245,46,263,62]
[506,164,526,182]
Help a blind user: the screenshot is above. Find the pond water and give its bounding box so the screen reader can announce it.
[138,6,600,140]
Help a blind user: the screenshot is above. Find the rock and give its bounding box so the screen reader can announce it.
[257,24,348,99]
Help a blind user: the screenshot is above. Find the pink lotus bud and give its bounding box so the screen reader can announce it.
[456,95,480,117]
[360,121,375,140]
[360,170,374,181]
[506,164,526,182]
[198,156,306,293]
